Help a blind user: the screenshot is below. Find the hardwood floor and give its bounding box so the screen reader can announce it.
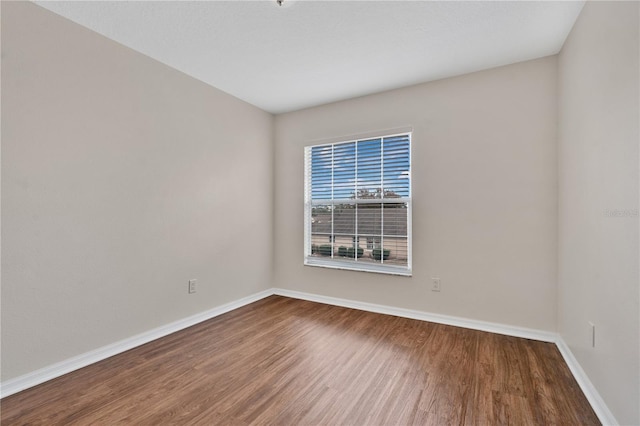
[1,295,599,425]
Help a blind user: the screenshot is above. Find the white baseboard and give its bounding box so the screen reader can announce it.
[555,338,618,426]
[0,289,273,398]
[272,287,557,342]
[272,288,617,426]
[1,286,618,426]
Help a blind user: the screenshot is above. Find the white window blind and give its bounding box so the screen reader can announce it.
[304,132,412,275]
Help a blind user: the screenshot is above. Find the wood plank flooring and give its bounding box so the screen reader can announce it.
[1,295,599,425]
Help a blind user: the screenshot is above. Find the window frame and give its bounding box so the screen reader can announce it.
[304,130,412,276]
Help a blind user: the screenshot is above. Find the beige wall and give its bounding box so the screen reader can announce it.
[558,2,639,424]
[275,57,558,331]
[1,2,273,381]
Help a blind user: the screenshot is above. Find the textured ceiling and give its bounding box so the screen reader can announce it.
[35,1,584,114]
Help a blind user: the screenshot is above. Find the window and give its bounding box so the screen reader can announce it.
[366,237,380,250]
[304,132,412,275]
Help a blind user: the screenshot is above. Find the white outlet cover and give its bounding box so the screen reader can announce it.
[431,277,441,292]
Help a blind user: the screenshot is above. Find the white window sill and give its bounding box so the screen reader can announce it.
[304,257,412,277]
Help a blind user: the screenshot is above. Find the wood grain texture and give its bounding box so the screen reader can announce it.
[1,296,599,425]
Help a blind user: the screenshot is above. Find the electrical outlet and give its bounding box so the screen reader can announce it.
[431,277,441,292]
[588,321,595,347]
[188,279,197,294]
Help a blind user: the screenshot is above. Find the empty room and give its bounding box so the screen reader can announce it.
[1,1,638,425]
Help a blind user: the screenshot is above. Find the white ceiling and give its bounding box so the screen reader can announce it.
[35,1,584,114]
